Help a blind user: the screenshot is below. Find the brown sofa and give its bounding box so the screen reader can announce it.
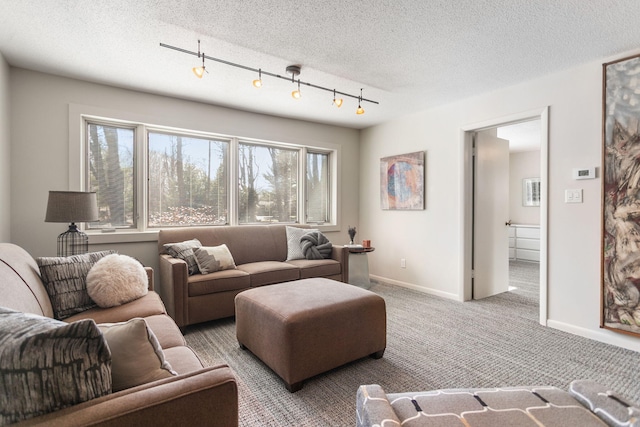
[157,224,348,329]
[0,243,238,426]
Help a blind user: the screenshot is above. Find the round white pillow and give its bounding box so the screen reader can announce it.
[86,254,148,308]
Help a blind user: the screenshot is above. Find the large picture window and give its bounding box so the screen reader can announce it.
[82,116,335,231]
[238,142,298,224]
[148,132,229,227]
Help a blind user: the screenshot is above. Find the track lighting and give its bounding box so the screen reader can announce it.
[253,69,262,88]
[356,89,365,115]
[160,41,380,112]
[292,80,301,99]
[192,40,207,78]
[332,89,343,108]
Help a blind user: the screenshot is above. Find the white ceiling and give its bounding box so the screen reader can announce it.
[2,1,640,129]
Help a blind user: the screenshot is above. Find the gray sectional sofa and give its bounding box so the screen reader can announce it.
[157,224,348,329]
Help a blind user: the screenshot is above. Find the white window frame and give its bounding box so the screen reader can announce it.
[69,104,339,244]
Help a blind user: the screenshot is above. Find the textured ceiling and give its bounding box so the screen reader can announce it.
[2,1,640,129]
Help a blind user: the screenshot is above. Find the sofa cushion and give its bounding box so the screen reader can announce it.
[194,244,237,274]
[0,307,111,425]
[385,386,606,427]
[87,254,148,308]
[188,269,251,297]
[36,250,116,319]
[237,261,300,287]
[143,314,187,349]
[286,226,318,260]
[286,258,342,278]
[163,239,202,275]
[65,291,166,324]
[569,379,640,427]
[163,346,206,375]
[98,318,177,392]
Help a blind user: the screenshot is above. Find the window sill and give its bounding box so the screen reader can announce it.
[87,230,159,245]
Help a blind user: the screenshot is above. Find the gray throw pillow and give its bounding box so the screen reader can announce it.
[286,226,318,261]
[0,307,112,425]
[163,239,202,275]
[37,250,116,320]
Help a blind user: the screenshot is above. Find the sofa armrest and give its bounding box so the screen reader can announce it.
[356,384,401,427]
[331,244,349,283]
[16,364,238,427]
[158,254,189,329]
[145,267,154,291]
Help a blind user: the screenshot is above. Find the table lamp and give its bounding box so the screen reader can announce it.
[45,191,99,256]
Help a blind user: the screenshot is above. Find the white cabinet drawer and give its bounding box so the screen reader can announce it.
[508,237,515,248]
[508,227,516,237]
[517,227,540,239]
[516,249,540,261]
[517,238,539,251]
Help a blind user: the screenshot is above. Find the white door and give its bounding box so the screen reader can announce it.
[473,130,510,299]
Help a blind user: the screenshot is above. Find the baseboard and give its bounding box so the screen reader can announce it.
[547,319,640,352]
[369,274,459,300]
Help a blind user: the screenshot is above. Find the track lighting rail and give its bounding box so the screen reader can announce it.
[160,42,379,106]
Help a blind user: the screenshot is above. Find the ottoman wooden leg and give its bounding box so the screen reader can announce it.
[239,342,246,350]
[286,381,303,393]
[371,349,385,359]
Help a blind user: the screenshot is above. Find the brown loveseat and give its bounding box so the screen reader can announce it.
[158,224,348,329]
[0,243,238,426]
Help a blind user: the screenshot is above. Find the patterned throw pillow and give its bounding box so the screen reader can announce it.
[0,307,111,425]
[194,244,237,274]
[569,380,640,427]
[36,250,116,320]
[285,226,318,261]
[163,239,202,275]
[97,318,177,392]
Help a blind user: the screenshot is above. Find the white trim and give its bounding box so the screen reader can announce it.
[370,274,459,300]
[547,320,640,352]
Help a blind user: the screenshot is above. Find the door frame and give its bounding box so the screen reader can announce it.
[459,107,549,326]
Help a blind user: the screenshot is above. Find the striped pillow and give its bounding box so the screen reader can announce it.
[37,250,115,320]
[163,239,202,275]
[0,307,111,425]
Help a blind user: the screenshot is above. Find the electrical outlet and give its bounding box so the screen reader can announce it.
[400,258,406,268]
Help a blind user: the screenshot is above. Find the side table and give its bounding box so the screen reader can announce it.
[348,247,375,289]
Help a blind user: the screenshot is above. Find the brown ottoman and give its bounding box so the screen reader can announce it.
[235,278,386,392]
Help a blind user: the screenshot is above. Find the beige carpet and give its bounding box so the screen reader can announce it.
[184,279,640,426]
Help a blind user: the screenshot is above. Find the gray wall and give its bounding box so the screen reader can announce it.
[0,53,9,242]
[9,68,360,272]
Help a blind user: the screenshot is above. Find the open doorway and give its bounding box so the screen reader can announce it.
[461,107,549,326]
[497,120,541,306]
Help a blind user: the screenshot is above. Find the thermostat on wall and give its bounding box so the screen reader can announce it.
[572,167,596,180]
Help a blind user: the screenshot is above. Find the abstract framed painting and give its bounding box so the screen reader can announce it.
[380,151,425,210]
[602,53,640,337]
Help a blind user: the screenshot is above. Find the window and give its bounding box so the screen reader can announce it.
[81,115,336,231]
[306,151,330,223]
[87,122,135,229]
[238,142,298,224]
[148,132,229,227]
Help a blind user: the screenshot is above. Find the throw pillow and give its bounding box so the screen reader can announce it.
[300,230,333,260]
[194,244,237,275]
[98,318,177,392]
[86,254,148,308]
[163,238,202,275]
[0,307,111,425]
[37,250,116,320]
[285,226,318,261]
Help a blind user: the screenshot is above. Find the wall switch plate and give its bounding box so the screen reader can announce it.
[565,189,583,203]
[400,258,406,268]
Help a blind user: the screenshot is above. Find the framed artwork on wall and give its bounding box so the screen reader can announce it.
[522,178,541,207]
[602,53,640,337]
[380,151,425,210]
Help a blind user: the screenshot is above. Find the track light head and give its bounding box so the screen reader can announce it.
[292,80,301,99]
[253,69,262,88]
[356,88,365,115]
[332,89,343,108]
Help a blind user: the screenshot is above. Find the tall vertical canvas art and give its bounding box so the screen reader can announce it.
[602,53,640,337]
[380,151,425,210]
